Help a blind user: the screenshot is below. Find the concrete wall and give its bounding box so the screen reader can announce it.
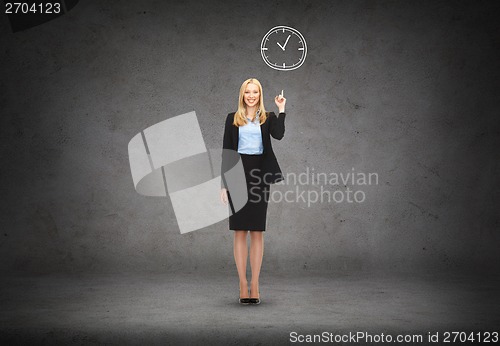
[1,0,499,275]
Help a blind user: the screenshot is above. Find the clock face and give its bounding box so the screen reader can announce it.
[261,26,307,71]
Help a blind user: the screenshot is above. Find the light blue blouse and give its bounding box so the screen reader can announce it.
[238,116,263,155]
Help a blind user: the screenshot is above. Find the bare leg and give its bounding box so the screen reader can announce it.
[234,230,249,298]
[249,231,264,298]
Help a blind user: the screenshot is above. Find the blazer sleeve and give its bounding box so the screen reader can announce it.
[222,113,234,150]
[269,112,286,140]
[221,113,234,189]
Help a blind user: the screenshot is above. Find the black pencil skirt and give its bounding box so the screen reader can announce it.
[228,153,270,231]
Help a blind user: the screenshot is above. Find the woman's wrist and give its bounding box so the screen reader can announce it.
[278,108,285,113]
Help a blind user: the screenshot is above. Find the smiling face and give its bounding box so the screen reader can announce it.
[243,83,260,108]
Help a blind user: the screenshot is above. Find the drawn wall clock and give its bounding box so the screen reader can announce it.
[261,25,307,71]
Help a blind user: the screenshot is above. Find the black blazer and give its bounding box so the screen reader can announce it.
[221,111,286,188]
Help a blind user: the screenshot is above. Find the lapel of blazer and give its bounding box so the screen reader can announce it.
[233,123,239,150]
[261,115,268,144]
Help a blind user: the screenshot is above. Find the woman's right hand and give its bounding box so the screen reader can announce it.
[220,188,228,205]
[275,90,286,112]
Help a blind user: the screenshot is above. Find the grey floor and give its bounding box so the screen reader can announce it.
[1,270,499,345]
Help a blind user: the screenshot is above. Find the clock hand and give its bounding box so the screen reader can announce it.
[282,35,291,49]
[276,35,292,51]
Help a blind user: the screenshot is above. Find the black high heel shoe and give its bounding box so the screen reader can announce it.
[239,287,250,305]
[249,296,260,305]
[249,287,260,305]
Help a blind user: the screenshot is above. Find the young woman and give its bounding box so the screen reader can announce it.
[220,78,287,305]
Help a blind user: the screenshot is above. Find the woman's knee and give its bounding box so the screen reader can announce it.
[249,231,263,239]
[234,230,248,238]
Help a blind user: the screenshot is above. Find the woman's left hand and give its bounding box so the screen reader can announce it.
[275,91,286,112]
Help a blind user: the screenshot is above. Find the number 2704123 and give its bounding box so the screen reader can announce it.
[5,2,61,14]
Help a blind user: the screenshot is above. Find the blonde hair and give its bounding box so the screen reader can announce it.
[233,78,268,127]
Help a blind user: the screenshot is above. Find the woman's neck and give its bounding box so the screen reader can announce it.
[246,106,257,120]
